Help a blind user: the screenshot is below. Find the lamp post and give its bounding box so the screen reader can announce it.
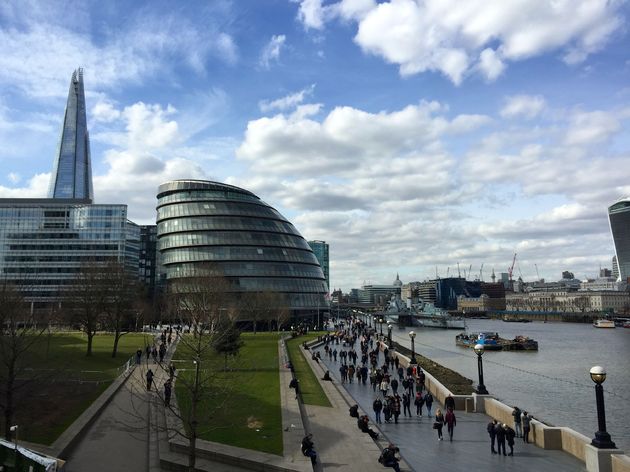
[379,317,384,336]
[387,322,393,345]
[590,366,616,449]
[473,343,489,394]
[409,331,417,364]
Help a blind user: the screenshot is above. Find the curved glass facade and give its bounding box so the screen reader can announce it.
[156,180,329,313]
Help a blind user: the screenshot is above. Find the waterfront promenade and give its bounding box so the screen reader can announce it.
[311,336,587,471]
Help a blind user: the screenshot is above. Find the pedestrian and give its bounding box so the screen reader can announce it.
[512,406,522,438]
[402,392,412,417]
[414,391,424,416]
[380,378,389,398]
[164,379,172,406]
[391,377,399,394]
[397,366,404,381]
[151,346,157,363]
[487,419,498,454]
[445,394,455,411]
[289,377,300,399]
[135,348,142,365]
[373,397,383,424]
[301,434,317,466]
[522,411,532,443]
[383,400,392,423]
[495,422,507,456]
[424,392,434,417]
[433,408,445,440]
[392,393,401,424]
[168,363,177,379]
[445,407,456,441]
[145,345,151,359]
[378,444,401,472]
[505,424,516,456]
[146,368,154,391]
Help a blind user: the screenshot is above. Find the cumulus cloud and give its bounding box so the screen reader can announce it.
[564,110,621,146]
[259,85,316,112]
[293,0,624,84]
[259,35,287,68]
[0,173,50,198]
[500,95,547,119]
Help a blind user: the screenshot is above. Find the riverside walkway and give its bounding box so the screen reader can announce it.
[313,336,586,472]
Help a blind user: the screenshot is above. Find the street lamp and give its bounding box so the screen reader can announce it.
[387,322,393,345]
[473,344,489,395]
[590,366,616,449]
[409,331,417,364]
[379,317,384,336]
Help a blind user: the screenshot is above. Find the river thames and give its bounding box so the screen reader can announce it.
[387,319,630,453]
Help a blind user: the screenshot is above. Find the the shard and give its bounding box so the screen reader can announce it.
[48,68,94,201]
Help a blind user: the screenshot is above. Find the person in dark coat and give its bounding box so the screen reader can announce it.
[487,419,498,454]
[358,415,379,439]
[445,394,455,411]
[434,408,445,440]
[512,406,522,438]
[349,404,359,418]
[391,378,399,394]
[301,434,317,465]
[445,407,457,441]
[373,398,383,424]
[402,392,412,417]
[379,444,401,472]
[146,368,154,391]
[505,424,516,456]
[392,394,402,424]
[163,379,172,406]
[424,392,434,417]
[522,411,532,443]
[495,422,507,456]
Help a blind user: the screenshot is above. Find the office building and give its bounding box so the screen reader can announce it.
[139,225,160,294]
[48,68,94,201]
[357,275,402,305]
[156,180,328,316]
[308,240,329,291]
[609,198,630,283]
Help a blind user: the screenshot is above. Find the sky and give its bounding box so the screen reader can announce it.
[1,0,630,291]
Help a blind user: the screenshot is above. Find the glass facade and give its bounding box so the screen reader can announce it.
[0,199,139,305]
[307,240,330,291]
[609,199,630,283]
[48,68,94,201]
[156,180,329,313]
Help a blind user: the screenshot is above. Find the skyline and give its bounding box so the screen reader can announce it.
[1,0,630,291]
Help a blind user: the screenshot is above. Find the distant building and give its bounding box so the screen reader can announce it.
[599,268,612,278]
[580,277,621,291]
[48,69,94,201]
[156,180,328,317]
[401,281,421,300]
[506,290,629,314]
[612,256,619,280]
[0,199,139,307]
[609,198,630,283]
[308,240,329,291]
[139,225,160,296]
[357,275,402,305]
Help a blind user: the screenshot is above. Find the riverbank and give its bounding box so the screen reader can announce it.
[391,341,474,394]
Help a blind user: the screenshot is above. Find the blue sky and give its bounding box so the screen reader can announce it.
[1,0,630,291]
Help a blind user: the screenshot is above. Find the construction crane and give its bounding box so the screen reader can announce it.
[457,262,461,278]
[479,263,484,281]
[508,253,517,281]
[446,267,450,277]
[468,264,472,281]
[535,264,540,281]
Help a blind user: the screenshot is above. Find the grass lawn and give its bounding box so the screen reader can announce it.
[286,333,331,407]
[5,332,153,444]
[174,332,284,455]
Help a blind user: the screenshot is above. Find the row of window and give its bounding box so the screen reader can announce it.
[157,216,298,236]
[6,244,123,251]
[158,190,261,205]
[165,271,327,292]
[158,232,311,251]
[156,202,283,222]
[163,261,324,279]
[159,246,319,265]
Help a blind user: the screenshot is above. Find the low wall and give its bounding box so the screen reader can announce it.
[613,454,630,472]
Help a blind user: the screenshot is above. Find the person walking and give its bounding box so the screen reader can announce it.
[487,419,498,454]
[505,424,516,456]
[301,434,317,466]
[445,407,457,441]
[522,411,532,443]
[495,422,507,456]
[402,391,412,417]
[512,406,522,438]
[135,348,142,365]
[373,398,383,424]
[392,393,401,424]
[433,408,445,440]
[445,394,455,411]
[424,392,434,417]
[378,444,401,472]
[391,377,399,394]
[146,368,154,391]
[164,379,172,406]
[380,378,389,398]
[414,391,424,417]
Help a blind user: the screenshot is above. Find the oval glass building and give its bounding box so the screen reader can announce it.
[156,180,329,317]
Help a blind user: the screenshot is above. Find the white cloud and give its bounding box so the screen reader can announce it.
[564,110,621,146]
[259,85,316,112]
[0,173,49,198]
[7,172,20,183]
[92,100,121,123]
[259,35,287,69]
[500,95,547,119]
[294,0,625,84]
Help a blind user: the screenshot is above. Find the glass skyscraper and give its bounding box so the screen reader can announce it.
[308,240,329,291]
[156,180,329,315]
[48,68,94,201]
[608,198,630,283]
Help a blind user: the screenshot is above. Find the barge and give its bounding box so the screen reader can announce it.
[456,331,539,351]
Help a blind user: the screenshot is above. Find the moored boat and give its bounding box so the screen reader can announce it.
[455,331,538,351]
[593,319,616,328]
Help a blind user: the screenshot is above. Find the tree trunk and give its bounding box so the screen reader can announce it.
[86,331,94,357]
[188,432,196,472]
[112,330,120,358]
[3,367,14,441]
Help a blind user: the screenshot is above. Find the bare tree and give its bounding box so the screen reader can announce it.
[0,280,47,440]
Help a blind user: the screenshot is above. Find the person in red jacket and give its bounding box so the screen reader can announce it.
[445,407,457,442]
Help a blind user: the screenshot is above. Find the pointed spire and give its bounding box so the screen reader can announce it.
[48,68,94,201]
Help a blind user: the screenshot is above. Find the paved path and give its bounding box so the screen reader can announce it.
[313,337,586,472]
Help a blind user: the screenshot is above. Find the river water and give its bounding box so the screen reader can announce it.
[386,319,630,453]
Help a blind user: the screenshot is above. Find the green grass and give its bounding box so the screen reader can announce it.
[173,332,284,455]
[4,331,153,444]
[286,334,331,407]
